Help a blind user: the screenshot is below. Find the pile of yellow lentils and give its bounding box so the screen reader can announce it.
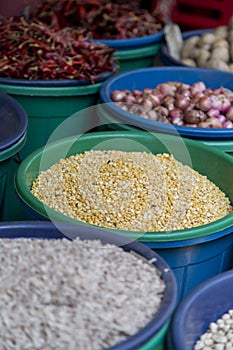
[31,151,233,232]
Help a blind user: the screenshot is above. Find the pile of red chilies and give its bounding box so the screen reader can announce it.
[0,16,116,81]
[28,0,165,39]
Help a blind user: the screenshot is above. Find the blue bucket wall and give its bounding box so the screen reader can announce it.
[143,227,233,301]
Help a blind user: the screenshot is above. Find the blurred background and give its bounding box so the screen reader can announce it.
[0,0,232,31]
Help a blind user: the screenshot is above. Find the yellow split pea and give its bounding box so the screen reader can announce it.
[31,151,233,232]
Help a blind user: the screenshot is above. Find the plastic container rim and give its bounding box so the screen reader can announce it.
[99,66,233,140]
[202,139,233,152]
[0,68,114,87]
[0,92,28,151]
[0,81,104,96]
[15,131,233,242]
[0,132,27,162]
[168,269,233,350]
[92,30,164,49]
[0,220,177,350]
[113,42,161,59]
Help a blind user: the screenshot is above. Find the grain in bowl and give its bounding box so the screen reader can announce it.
[31,150,233,232]
[0,237,165,350]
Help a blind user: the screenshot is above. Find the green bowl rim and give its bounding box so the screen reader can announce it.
[114,42,161,59]
[0,82,103,96]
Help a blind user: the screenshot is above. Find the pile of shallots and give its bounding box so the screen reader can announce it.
[111,81,233,128]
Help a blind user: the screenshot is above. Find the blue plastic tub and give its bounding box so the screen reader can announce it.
[144,230,233,300]
[167,269,233,350]
[0,220,177,350]
[0,92,28,221]
[99,66,233,154]
[99,67,233,141]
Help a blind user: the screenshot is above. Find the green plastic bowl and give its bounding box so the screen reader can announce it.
[15,131,233,242]
[0,82,103,159]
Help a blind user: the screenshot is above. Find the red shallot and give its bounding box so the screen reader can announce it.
[111,81,233,129]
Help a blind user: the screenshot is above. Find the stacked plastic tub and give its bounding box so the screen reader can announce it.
[94,32,164,73]
[0,75,114,159]
[0,92,27,220]
[14,130,233,301]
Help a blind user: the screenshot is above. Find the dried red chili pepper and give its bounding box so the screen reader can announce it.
[28,0,166,40]
[0,16,116,82]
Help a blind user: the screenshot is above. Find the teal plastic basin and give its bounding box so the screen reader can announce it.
[114,43,161,72]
